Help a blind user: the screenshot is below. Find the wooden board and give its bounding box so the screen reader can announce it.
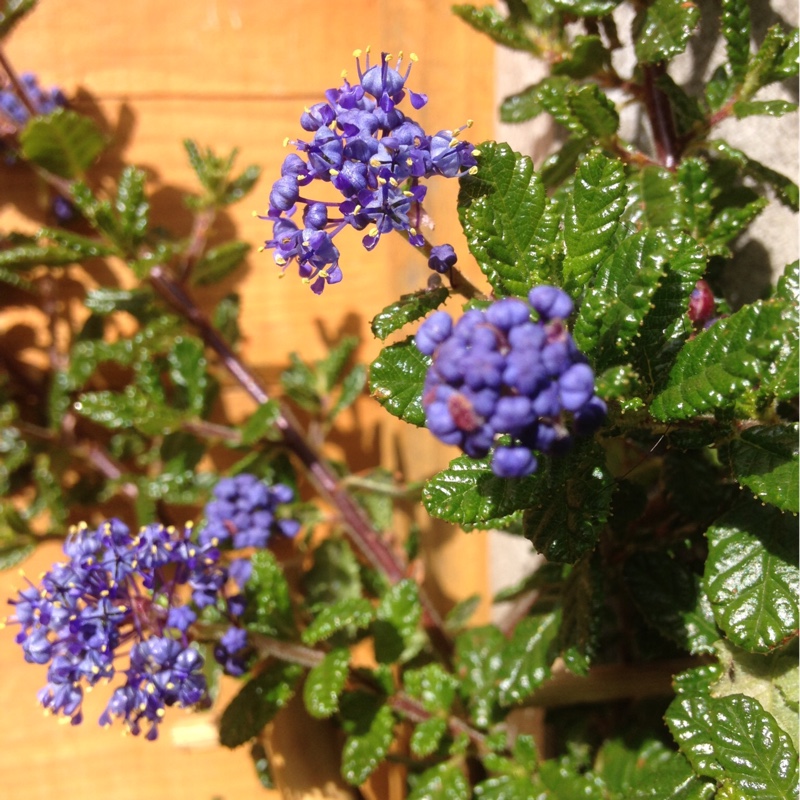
[0,2,495,798]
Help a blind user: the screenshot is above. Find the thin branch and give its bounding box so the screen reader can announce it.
[0,44,38,117]
[642,63,681,169]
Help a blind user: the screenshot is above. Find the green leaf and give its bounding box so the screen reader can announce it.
[454,625,506,728]
[650,299,789,420]
[704,500,798,652]
[0,0,36,37]
[451,4,538,52]
[370,287,449,341]
[562,150,627,293]
[408,762,470,800]
[628,166,686,231]
[373,579,423,663]
[721,0,752,84]
[302,597,375,646]
[522,444,612,563]
[240,400,283,445]
[281,353,321,413]
[733,99,798,118]
[242,550,295,638]
[559,555,603,675]
[219,662,303,748]
[329,363,366,422]
[423,453,540,526]
[303,537,363,608]
[574,229,670,368]
[723,424,799,513]
[741,25,800,100]
[220,163,261,206]
[711,640,800,751]
[192,241,250,286]
[551,35,609,78]
[213,293,241,347]
[19,109,105,179]
[666,693,799,797]
[405,664,458,713]
[497,612,559,705]
[167,336,208,416]
[84,287,152,317]
[317,336,358,394]
[0,241,103,269]
[114,165,149,250]
[708,139,799,212]
[369,338,428,427]
[568,83,619,138]
[633,0,700,63]
[303,648,349,719]
[551,0,620,17]
[410,717,449,758]
[340,693,395,785]
[458,141,552,296]
[624,551,718,654]
[74,388,179,433]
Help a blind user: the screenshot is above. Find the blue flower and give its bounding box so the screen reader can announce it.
[6,518,248,738]
[261,48,478,292]
[416,286,606,477]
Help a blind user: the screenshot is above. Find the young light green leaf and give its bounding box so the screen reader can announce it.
[369,338,428,427]
[723,424,799,513]
[457,141,551,296]
[562,149,626,293]
[704,500,798,652]
[666,693,799,798]
[423,453,540,526]
[219,662,303,748]
[650,298,789,420]
[733,99,798,118]
[624,551,718,654]
[370,286,449,341]
[303,648,350,719]
[408,762,470,800]
[633,0,700,63]
[340,693,395,785]
[20,109,105,179]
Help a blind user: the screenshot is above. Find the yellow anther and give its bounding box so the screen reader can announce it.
[410,53,419,62]
[353,48,362,57]
[275,256,287,267]
[368,226,379,237]
[282,137,290,147]
[340,69,348,79]
[468,166,479,175]
[472,148,481,156]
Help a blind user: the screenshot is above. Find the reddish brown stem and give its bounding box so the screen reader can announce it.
[641,63,680,169]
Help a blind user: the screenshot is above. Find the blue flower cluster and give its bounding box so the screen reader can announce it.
[262,48,479,293]
[198,472,300,590]
[415,287,606,477]
[0,72,65,127]
[6,519,237,739]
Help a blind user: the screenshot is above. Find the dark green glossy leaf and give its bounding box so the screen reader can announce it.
[723,424,799,513]
[302,597,375,646]
[0,241,97,269]
[408,762,470,800]
[650,298,789,420]
[633,0,700,63]
[340,693,395,785]
[559,555,602,675]
[303,648,349,719]
[114,166,149,250]
[369,338,428,427]
[219,662,303,748]
[458,141,552,296]
[628,166,685,231]
[551,35,609,78]
[192,241,250,286]
[522,444,612,563]
[574,229,669,368]
[666,693,799,797]
[423,453,540,526]
[721,0,751,83]
[370,286,449,341]
[552,0,620,17]
[74,388,180,434]
[500,76,571,125]
[404,664,458,713]
[84,287,152,317]
[167,336,208,415]
[741,24,800,99]
[624,551,718,654]
[704,499,798,652]
[20,109,105,178]
[451,4,538,52]
[497,612,559,705]
[562,149,627,293]
[303,537,362,608]
[410,717,449,758]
